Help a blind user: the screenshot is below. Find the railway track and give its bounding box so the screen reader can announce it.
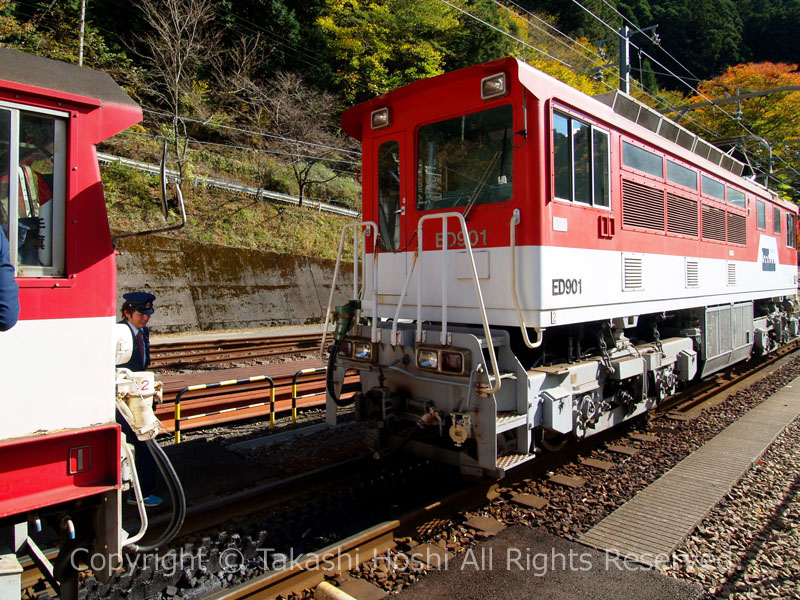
[24,346,800,600]
[195,347,800,599]
[149,332,322,369]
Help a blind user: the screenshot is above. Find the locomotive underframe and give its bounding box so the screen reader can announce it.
[335,297,797,478]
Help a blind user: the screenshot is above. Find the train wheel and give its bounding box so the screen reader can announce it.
[538,429,568,452]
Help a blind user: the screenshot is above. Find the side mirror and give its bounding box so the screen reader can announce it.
[112,141,187,245]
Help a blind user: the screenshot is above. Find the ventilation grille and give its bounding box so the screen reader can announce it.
[727,212,746,245]
[623,255,643,291]
[685,259,699,288]
[727,262,737,286]
[667,194,698,237]
[622,180,664,231]
[702,205,726,241]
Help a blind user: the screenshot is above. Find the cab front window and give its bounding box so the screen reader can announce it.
[417,104,513,211]
[0,102,66,277]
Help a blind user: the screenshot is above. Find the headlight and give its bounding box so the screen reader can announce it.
[417,349,439,370]
[371,107,391,129]
[354,341,372,360]
[481,73,507,100]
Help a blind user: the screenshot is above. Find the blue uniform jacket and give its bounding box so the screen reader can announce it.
[0,229,19,331]
[117,320,150,371]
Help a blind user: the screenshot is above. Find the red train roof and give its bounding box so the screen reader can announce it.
[0,47,141,140]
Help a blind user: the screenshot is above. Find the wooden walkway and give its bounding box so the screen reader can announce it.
[580,379,800,566]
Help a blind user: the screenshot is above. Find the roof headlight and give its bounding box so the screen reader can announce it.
[481,73,507,100]
[417,349,439,371]
[371,107,391,129]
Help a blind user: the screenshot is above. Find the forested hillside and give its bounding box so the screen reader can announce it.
[2,0,799,255]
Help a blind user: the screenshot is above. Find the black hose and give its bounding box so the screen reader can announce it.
[128,439,186,552]
[326,339,355,407]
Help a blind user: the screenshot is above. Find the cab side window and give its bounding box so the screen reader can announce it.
[0,103,66,277]
[377,140,401,251]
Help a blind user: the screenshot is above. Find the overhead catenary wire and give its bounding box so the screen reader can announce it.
[569,0,800,190]
[121,129,360,170]
[141,107,361,157]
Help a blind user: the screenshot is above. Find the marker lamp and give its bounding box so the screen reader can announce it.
[441,351,465,374]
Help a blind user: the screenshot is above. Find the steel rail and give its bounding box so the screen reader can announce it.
[150,333,322,369]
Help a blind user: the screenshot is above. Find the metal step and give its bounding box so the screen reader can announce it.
[496,411,527,434]
[496,452,536,471]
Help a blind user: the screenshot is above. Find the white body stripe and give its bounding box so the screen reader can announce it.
[367,241,796,328]
[0,316,116,439]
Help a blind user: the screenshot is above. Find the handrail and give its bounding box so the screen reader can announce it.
[510,209,544,348]
[173,375,275,443]
[291,367,328,424]
[415,212,502,395]
[321,221,380,359]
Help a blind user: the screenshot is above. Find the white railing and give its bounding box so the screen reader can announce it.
[391,212,502,394]
[321,221,380,357]
[510,209,544,348]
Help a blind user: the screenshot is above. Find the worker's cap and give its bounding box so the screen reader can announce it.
[123,292,156,315]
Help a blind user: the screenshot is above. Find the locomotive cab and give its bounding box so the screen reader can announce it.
[0,48,184,598]
[325,57,799,478]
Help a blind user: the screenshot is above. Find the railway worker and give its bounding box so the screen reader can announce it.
[117,291,162,507]
[0,227,19,331]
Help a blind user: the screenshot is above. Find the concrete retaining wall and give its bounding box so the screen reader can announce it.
[115,235,353,334]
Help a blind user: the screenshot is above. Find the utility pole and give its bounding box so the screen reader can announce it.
[78,0,86,66]
[618,25,630,94]
[597,24,658,94]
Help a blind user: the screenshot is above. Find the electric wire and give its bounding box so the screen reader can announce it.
[141,107,361,157]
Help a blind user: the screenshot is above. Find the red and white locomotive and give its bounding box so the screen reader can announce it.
[325,57,799,478]
[0,48,180,596]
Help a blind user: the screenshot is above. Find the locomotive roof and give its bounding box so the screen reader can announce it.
[0,46,138,109]
[343,57,795,209]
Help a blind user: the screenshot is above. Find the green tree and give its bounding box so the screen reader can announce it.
[316,0,460,102]
[739,0,800,65]
[680,62,800,200]
[650,0,743,81]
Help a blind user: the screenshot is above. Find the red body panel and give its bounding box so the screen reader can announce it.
[342,57,798,269]
[0,425,120,518]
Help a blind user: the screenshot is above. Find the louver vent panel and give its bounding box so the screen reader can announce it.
[667,194,698,237]
[727,212,746,245]
[686,260,699,288]
[622,180,664,231]
[727,262,737,286]
[623,255,643,291]
[702,205,726,241]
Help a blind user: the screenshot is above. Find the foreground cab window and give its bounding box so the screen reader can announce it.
[0,103,66,277]
[417,105,513,211]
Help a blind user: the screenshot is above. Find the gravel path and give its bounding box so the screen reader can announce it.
[663,412,800,599]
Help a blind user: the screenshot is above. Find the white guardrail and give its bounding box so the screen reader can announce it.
[97,152,361,218]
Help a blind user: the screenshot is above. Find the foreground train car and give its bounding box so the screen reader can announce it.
[325,57,799,478]
[0,49,175,596]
